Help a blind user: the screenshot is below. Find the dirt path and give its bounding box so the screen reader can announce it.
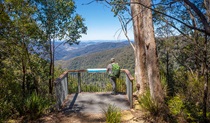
[38,112,106,123]
[37,109,146,123]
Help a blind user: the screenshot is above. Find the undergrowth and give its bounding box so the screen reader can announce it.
[138,90,160,116]
[102,104,121,123]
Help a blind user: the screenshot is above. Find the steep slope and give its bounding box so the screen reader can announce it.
[56,46,135,74]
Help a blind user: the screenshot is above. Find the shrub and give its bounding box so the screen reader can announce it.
[138,90,160,116]
[168,95,184,116]
[0,100,13,121]
[102,104,121,123]
[24,93,51,120]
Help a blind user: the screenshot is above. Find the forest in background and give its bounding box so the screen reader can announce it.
[55,45,135,74]
[54,41,130,60]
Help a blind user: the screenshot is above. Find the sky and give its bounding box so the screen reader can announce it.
[75,0,134,41]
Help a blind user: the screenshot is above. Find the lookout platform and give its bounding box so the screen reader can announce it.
[62,92,130,114]
[55,69,134,112]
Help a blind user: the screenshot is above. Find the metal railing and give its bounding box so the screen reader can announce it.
[54,69,134,109]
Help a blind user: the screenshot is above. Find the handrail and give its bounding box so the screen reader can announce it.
[55,71,68,82]
[55,69,134,82]
[68,70,87,72]
[121,69,134,81]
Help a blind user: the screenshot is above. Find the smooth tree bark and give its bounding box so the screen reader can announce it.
[130,0,148,95]
[131,0,164,102]
[203,34,209,123]
[143,0,164,103]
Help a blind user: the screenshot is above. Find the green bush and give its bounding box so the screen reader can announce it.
[0,100,13,121]
[68,77,78,93]
[24,93,51,120]
[168,95,184,116]
[116,77,126,93]
[102,104,121,123]
[138,90,160,116]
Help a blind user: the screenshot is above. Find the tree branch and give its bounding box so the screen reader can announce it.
[129,1,210,35]
[97,0,210,35]
[183,0,210,34]
[118,15,135,51]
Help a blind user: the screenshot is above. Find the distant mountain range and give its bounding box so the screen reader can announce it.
[55,40,135,74]
[55,40,130,60]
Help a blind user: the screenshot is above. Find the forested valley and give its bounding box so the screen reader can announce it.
[55,44,135,74]
[1,0,210,123]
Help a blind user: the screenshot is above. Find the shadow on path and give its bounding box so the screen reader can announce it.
[62,92,130,115]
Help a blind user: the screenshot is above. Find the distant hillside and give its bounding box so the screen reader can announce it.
[56,45,135,74]
[55,41,130,60]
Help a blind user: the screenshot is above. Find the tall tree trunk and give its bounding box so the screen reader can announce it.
[166,50,173,96]
[21,42,27,96]
[52,38,55,92]
[203,34,208,123]
[130,0,148,95]
[21,57,26,95]
[49,39,53,94]
[142,0,164,103]
[203,2,210,122]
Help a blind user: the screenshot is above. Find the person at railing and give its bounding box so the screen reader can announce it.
[107,58,120,95]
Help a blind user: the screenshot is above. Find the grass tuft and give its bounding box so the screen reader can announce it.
[102,104,121,123]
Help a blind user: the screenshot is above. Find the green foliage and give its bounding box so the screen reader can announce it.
[59,45,135,75]
[67,73,127,93]
[116,77,126,92]
[1,0,86,121]
[68,77,78,93]
[24,93,51,120]
[163,69,209,122]
[102,104,121,123]
[83,84,100,92]
[138,90,160,116]
[0,99,13,121]
[0,90,53,121]
[37,0,87,44]
[110,0,128,16]
[168,95,184,116]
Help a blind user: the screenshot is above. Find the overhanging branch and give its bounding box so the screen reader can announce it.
[96,0,210,35]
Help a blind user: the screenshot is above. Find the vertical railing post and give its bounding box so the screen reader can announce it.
[55,78,61,110]
[64,73,68,99]
[126,74,133,108]
[54,71,69,110]
[78,72,81,93]
[66,72,68,93]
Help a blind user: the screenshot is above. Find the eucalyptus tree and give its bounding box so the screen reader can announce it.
[35,0,87,94]
[99,0,164,103]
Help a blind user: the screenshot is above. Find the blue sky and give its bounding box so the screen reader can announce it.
[75,0,134,41]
